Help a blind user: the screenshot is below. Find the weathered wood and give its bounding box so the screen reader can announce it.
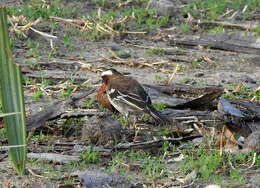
[217,98,260,137]
[169,34,260,55]
[162,109,222,128]
[171,87,223,110]
[27,153,80,163]
[144,85,188,106]
[113,136,201,150]
[60,110,111,119]
[27,88,96,130]
[197,21,259,31]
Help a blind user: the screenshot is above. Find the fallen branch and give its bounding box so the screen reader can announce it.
[27,88,96,130]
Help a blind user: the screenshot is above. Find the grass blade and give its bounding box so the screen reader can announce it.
[0,6,27,175]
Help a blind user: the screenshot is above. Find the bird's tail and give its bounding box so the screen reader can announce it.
[148,106,170,123]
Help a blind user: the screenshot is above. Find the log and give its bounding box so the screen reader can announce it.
[197,21,259,31]
[27,153,80,163]
[169,34,260,55]
[145,84,223,110]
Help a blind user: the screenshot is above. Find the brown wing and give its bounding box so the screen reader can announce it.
[107,76,152,111]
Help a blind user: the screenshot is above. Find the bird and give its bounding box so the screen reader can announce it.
[97,68,169,123]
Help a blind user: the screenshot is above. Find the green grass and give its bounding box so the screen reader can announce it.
[0,128,7,139]
[180,147,223,181]
[63,34,75,49]
[208,26,225,34]
[181,23,190,33]
[182,0,260,21]
[154,75,164,81]
[180,145,259,183]
[7,0,76,19]
[223,84,259,100]
[108,150,169,179]
[146,48,166,56]
[153,103,167,111]
[81,146,100,164]
[141,156,167,178]
[82,8,170,40]
[7,0,170,42]
[84,98,96,108]
[27,48,40,57]
[118,115,131,127]
[62,117,84,137]
[31,131,46,141]
[32,89,44,101]
[255,25,260,35]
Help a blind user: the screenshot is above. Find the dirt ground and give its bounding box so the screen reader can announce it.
[0,0,260,187]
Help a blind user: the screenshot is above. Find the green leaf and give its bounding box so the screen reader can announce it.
[0,6,27,175]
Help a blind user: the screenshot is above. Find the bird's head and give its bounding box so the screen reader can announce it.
[101,69,122,83]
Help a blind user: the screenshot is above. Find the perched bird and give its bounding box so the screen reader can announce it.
[98,69,168,123]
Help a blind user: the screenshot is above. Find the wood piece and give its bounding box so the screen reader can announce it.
[218,98,247,118]
[27,88,96,130]
[144,85,187,106]
[231,100,260,118]
[60,110,111,119]
[162,109,222,128]
[197,21,258,31]
[0,154,8,162]
[113,136,201,150]
[169,34,260,55]
[171,87,223,110]
[216,98,257,137]
[27,153,80,163]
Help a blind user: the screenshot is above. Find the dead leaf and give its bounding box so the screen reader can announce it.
[176,170,197,184]
[3,179,12,188]
[216,126,239,154]
[173,153,185,162]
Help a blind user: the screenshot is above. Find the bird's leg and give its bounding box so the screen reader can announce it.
[133,116,140,142]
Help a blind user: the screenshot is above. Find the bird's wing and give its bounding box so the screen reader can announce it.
[107,77,152,111]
